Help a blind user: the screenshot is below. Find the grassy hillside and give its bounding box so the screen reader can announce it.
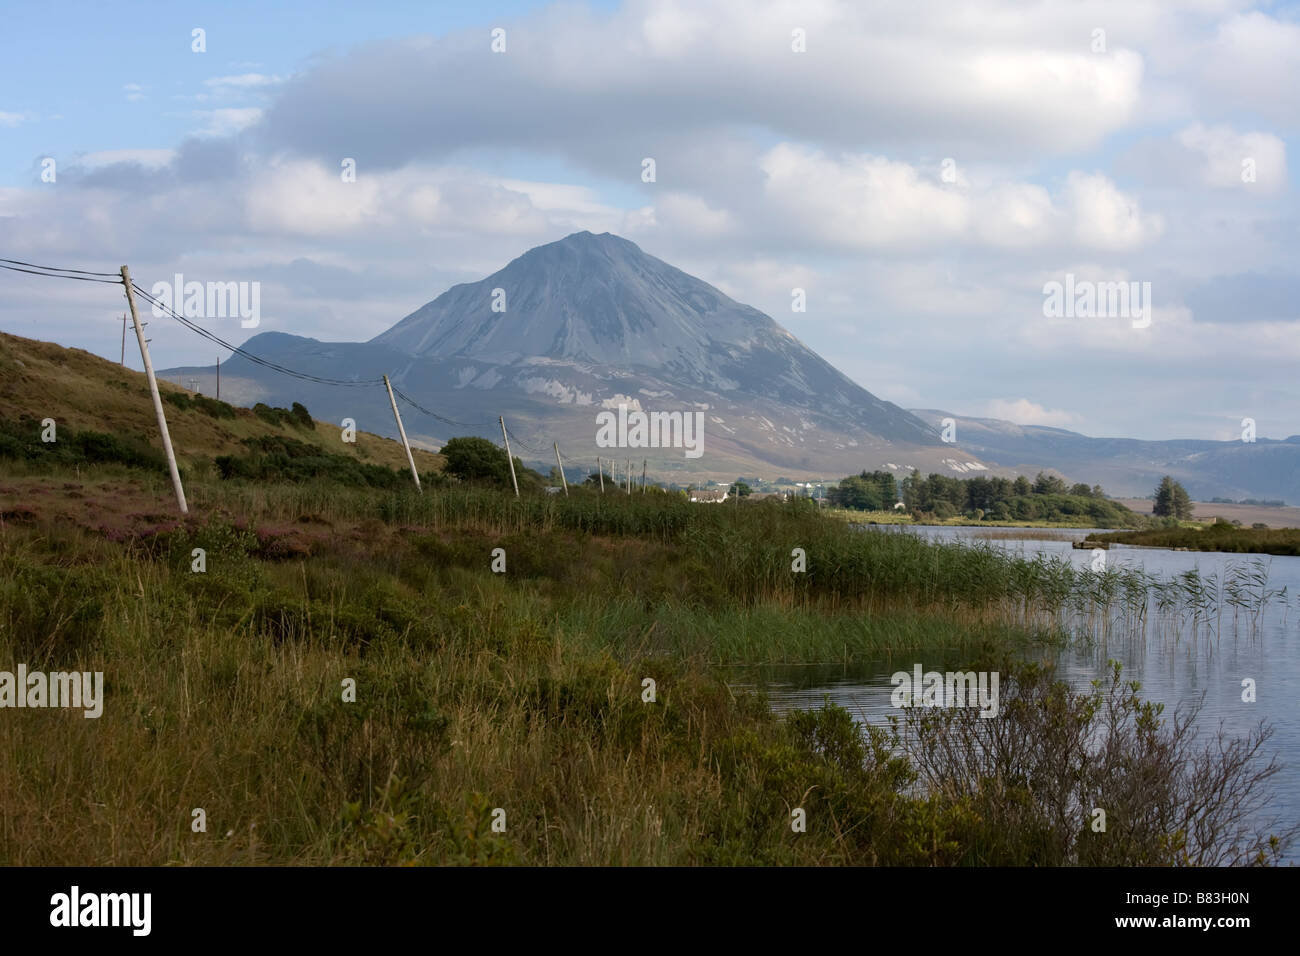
[0,331,443,477]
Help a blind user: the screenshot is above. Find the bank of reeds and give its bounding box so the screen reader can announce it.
[0,474,1291,865]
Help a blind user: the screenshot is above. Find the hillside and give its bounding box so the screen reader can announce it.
[0,331,442,478]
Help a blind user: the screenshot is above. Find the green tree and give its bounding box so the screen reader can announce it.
[1033,472,1067,495]
[1152,475,1179,518]
[731,480,753,498]
[441,436,512,485]
[1172,482,1194,520]
[829,474,881,510]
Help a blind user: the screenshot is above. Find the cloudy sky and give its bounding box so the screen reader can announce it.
[2,0,1297,441]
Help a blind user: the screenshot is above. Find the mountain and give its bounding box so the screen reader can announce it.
[168,232,987,482]
[909,409,1300,503]
[373,231,929,441]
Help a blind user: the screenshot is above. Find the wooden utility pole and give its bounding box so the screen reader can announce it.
[597,456,604,493]
[553,442,568,496]
[215,356,220,401]
[120,265,187,514]
[499,416,519,498]
[383,374,421,492]
[641,459,647,493]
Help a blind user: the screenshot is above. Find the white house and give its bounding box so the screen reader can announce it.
[688,488,729,503]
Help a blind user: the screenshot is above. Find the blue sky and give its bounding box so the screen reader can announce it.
[2,0,1299,442]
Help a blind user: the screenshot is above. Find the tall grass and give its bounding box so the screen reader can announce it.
[0,475,1290,865]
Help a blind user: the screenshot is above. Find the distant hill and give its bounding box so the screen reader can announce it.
[910,409,1300,503]
[0,331,442,476]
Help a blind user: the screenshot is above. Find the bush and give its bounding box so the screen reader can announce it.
[0,415,166,473]
[215,435,413,488]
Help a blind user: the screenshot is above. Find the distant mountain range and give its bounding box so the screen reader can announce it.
[909,410,1300,502]
[161,231,1296,501]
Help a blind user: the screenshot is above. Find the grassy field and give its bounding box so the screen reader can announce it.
[1,463,1293,866]
[0,334,1292,866]
[1117,497,1300,530]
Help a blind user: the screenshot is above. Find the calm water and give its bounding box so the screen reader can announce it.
[739,525,1300,860]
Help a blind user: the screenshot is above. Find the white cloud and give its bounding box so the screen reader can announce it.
[1064,171,1163,250]
[1176,123,1287,192]
[204,73,285,89]
[78,149,176,169]
[655,193,734,237]
[0,111,27,126]
[982,399,1081,428]
[193,107,264,136]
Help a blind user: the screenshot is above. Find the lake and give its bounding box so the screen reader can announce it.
[736,524,1300,861]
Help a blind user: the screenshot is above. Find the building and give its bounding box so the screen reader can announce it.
[688,488,729,503]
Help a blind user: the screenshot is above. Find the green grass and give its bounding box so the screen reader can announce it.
[0,463,1291,865]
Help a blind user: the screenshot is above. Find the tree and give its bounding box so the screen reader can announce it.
[1012,475,1032,497]
[731,480,753,498]
[1033,472,1067,495]
[440,436,511,485]
[1152,475,1188,518]
[829,474,881,510]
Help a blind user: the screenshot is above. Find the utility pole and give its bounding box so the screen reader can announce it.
[215,356,220,401]
[641,459,647,493]
[597,456,604,493]
[499,416,519,498]
[626,458,631,494]
[553,442,568,497]
[120,265,187,515]
[383,374,421,493]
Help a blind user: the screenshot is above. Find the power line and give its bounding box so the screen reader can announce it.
[389,384,494,430]
[0,254,584,452]
[0,256,119,276]
[0,261,122,283]
[130,281,385,388]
